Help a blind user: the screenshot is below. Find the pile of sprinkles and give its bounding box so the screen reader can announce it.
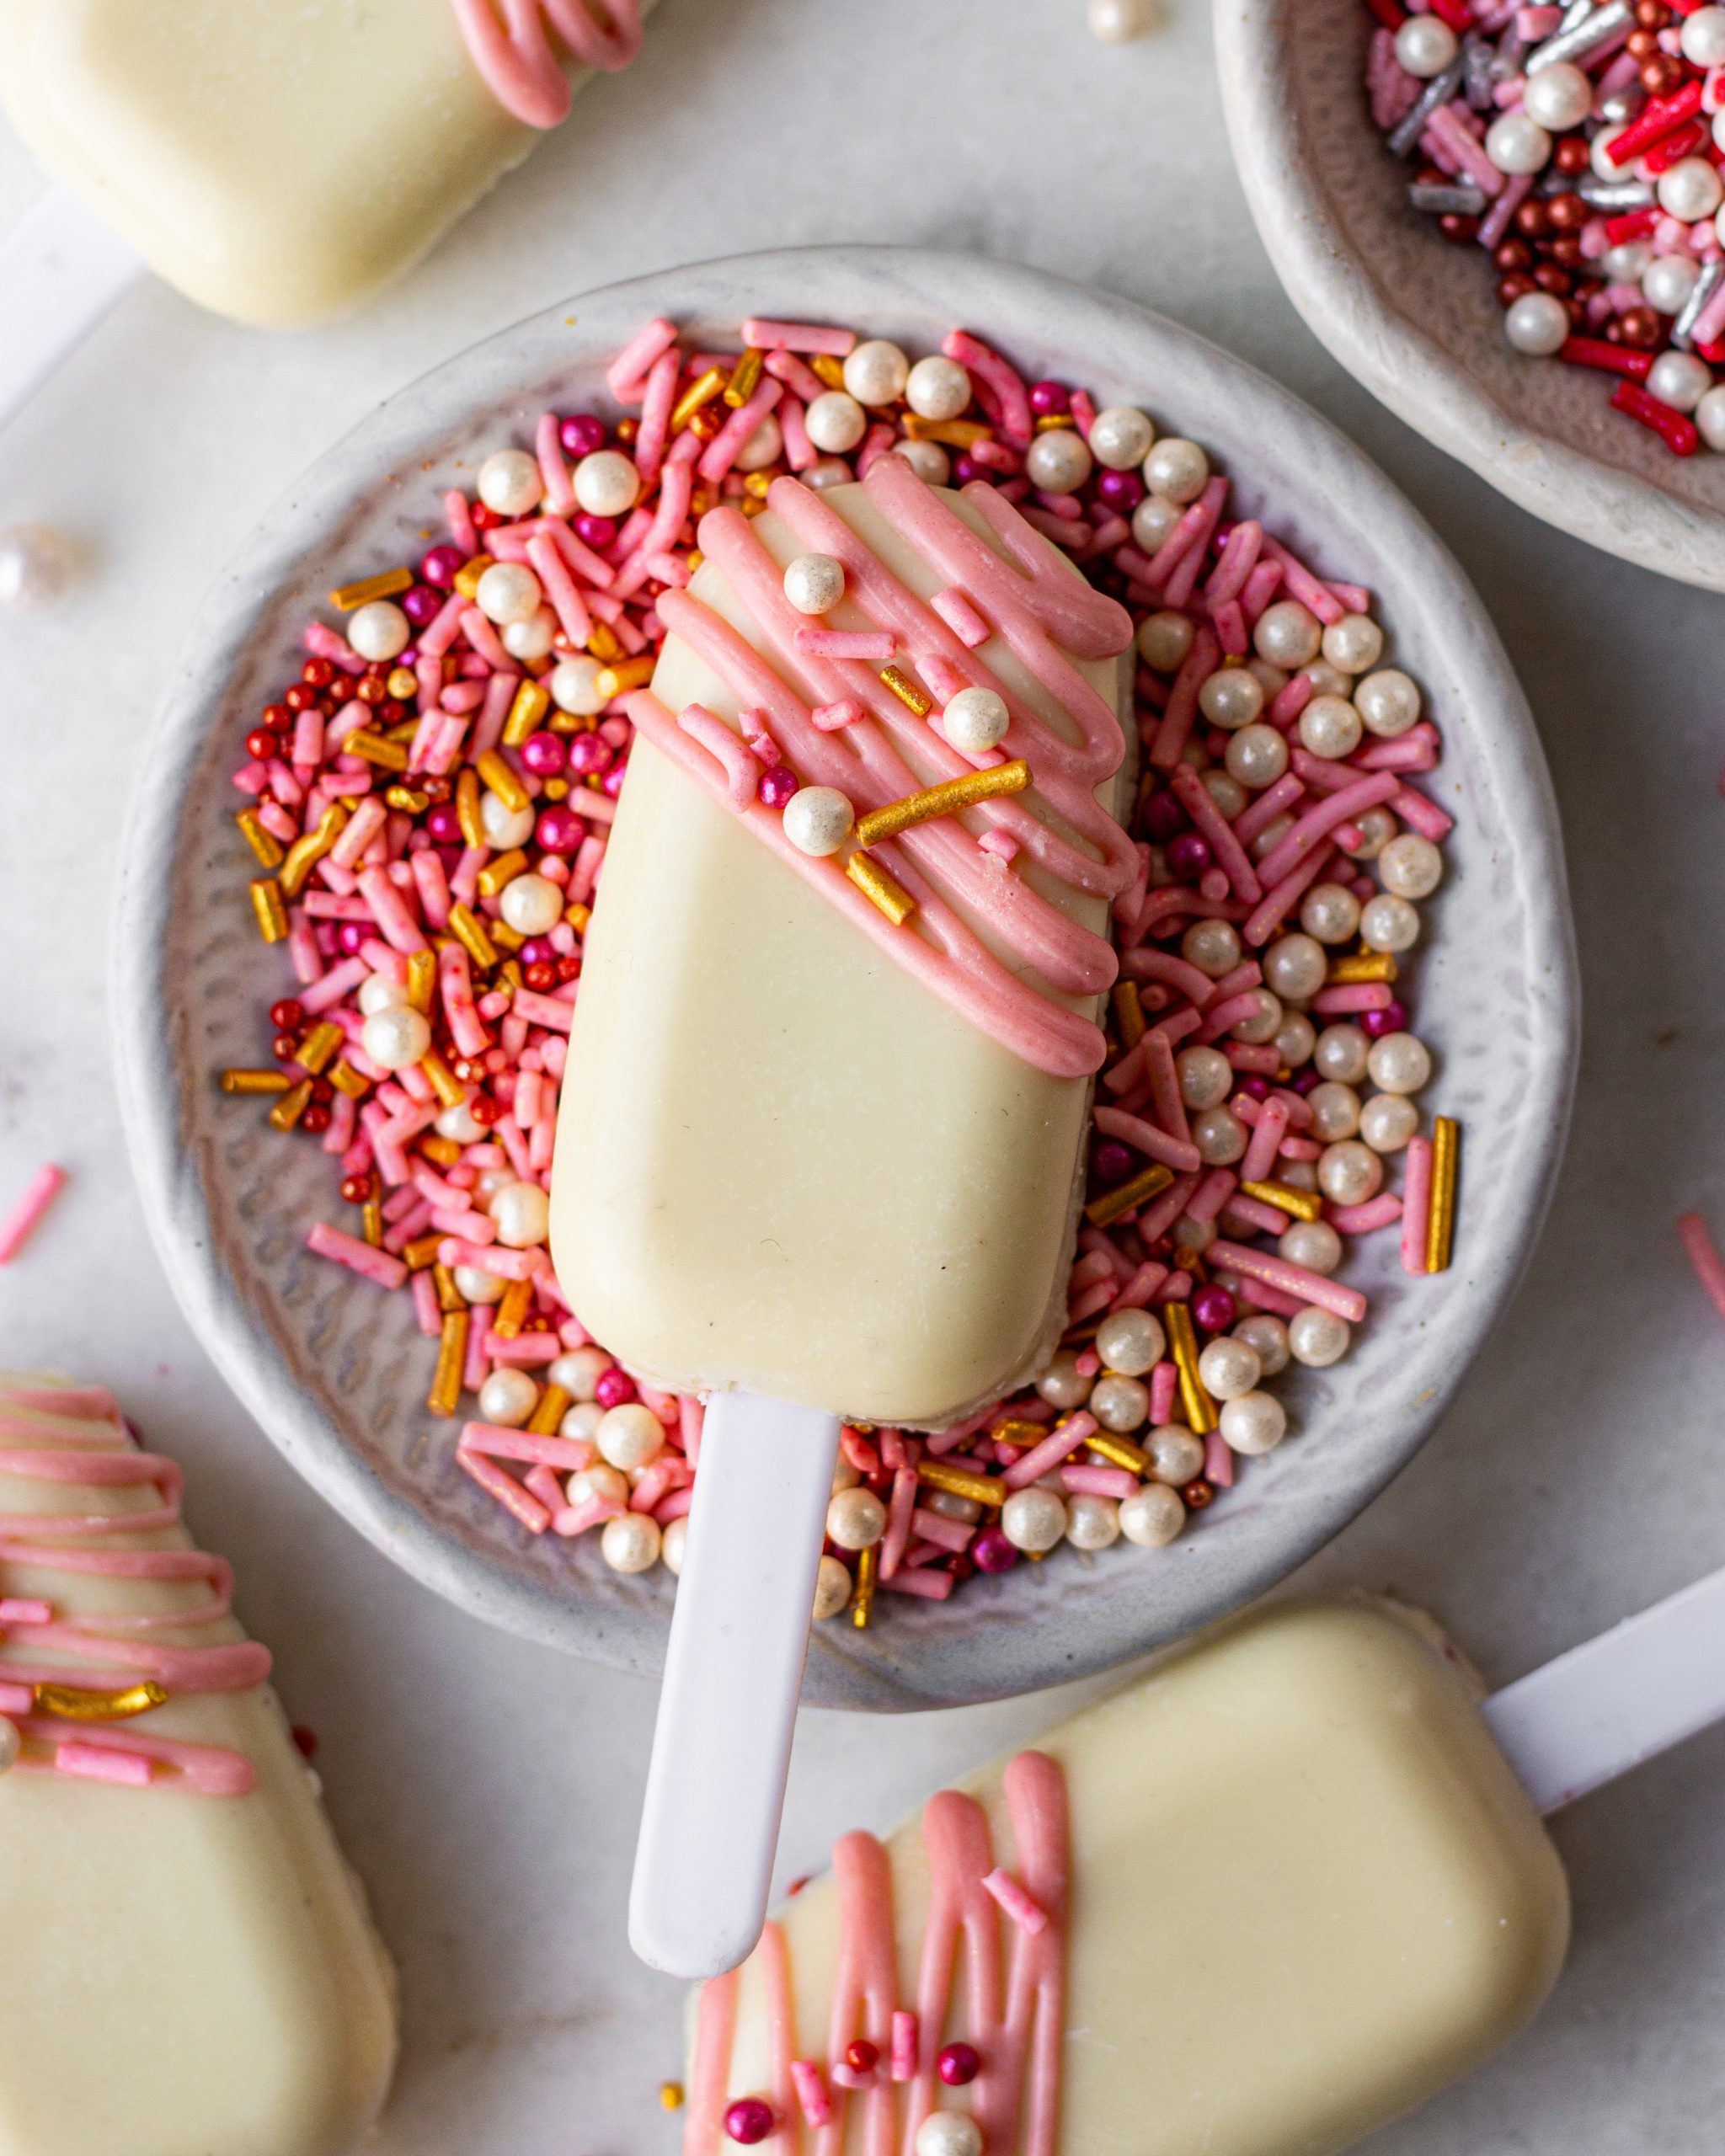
[220,310,1461,1621]
[1365,0,1725,455]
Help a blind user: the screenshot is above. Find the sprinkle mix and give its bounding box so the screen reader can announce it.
[1365,0,1725,455]
[221,311,1461,1618]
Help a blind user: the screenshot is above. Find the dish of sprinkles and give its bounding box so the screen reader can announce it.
[219,312,1461,1620]
[1365,0,1725,456]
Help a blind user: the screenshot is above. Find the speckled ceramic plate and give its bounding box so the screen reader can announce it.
[115,246,1578,1709]
[1215,0,1725,592]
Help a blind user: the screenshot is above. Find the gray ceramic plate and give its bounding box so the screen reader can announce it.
[1215,0,1725,592]
[115,245,1578,1709]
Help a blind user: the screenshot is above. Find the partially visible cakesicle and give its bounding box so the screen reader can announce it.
[688,1600,1570,2156]
[553,463,1136,1427]
[0,0,650,327]
[0,1373,398,2156]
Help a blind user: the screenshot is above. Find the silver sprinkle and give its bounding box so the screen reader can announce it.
[1462,35,1498,109]
[1387,58,1465,157]
[1672,260,1725,350]
[1576,176,1655,207]
[1409,181,1489,215]
[1558,0,1595,29]
[1526,0,1632,71]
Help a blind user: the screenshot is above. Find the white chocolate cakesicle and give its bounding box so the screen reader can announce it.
[689,1600,1569,2156]
[553,476,1135,1427]
[0,0,651,327]
[0,1374,398,2156]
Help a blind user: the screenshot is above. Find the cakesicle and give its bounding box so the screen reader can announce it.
[688,1578,1725,2156]
[0,0,649,330]
[0,1373,398,2156]
[552,459,1138,1428]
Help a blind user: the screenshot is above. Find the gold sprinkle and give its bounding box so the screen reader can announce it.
[327,1059,369,1099]
[1085,1161,1173,1230]
[33,1679,168,1722]
[991,1419,1044,1446]
[386,785,430,814]
[420,1049,467,1109]
[250,878,289,944]
[452,553,494,601]
[1427,1116,1459,1274]
[742,469,774,499]
[406,949,437,1013]
[492,1276,534,1340]
[456,768,486,849]
[292,1022,343,1076]
[236,810,284,869]
[361,1200,384,1248]
[670,366,726,430]
[448,904,499,970]
[387,666,419,699]
[502,677,551,748]
[594,657,656,701]
[268,1078,314,1133]
[385,716,421,744]
[432,1261,465,1313]
[724,347,765,408]
[328,567,412,611]
[851,1541,878,1628]
[420,1134,462,1168]
[220,1068,291,1096]
[477,847,529,899]
[916,1460,1004,1508]
[1239,1177,1324,1225]
[1165,1302,1218,1435]
[1111,979,1146,1051]
[901,415,992,447]
[428,1311,469,1418]
[810,353,847,392]
[279,802,350,898]
[586,620,622,663]
[1327,950,1399,986]
[492,923,526,958]
[1085,1432,1151,1476]
[740,495,767,518]
[344,729,409,772]
[687,404,725,445]
[403,1234,444,1273]
[855,759,1031,848]
[686,549,704,574]
[563,900,591,935]
[845,853,916,926]
[528,1384,573,1437]
[660,2082,686,2114]
[878,664,933,718]
[1033,412,1077,432]
[542,776,571,798]
[476,750,530,815]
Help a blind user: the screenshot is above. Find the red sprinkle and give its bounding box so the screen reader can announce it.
[1610,380,1699,456]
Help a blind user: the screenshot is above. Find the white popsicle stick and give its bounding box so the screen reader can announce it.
[0,185,144,433]
[1484,1563,1725,1814]
[630,1390,841,1978]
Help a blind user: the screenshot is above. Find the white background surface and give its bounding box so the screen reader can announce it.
[1,2,1722,2149]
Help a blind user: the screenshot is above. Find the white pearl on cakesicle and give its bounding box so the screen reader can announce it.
[489,1179,550,1248]
[895,439,951,486]
[1367,1032,1433,1095]
[549,1346,612,1401]
[804,391,868,454]
[478,447,543,518]
[826,1486,887,1550]
[474,561,542,626]
[1377,832,1443,898]
[1681,5,1725,63]
[782,786,854,857]
[1321,612,1383,675]
[661,1516,690,1577]
[1234,1313,1290,1378]
[1132,494,1183,553]
[347,599,410,660]
[478,1367,538,1428]
[596,1403,665,1472]
[1146,1427,1206,1485]
[1657,157,1723,225]
[0,525,74,610]
[453,1265,506,1305]
[568,1464,628,1510]
[1313,1023,1370,1084]
[1360,894,1421,953]
[1089,0,1156,40]
[1263,933,1327,1001]
[1088,404,1156,469]
[1137,609,1195,670]
[1354,668,1422,738]
[1192,1105,1247,1166]
[1642,253,1700,316]
[843,339,910,407]
[943,686,1012,752]
[1359,1092,1419,1154]
[1199,666,1264,730]
[1025,427,1094,494]
[1036,1348,1093,1409]
[1279,1219,1342,1276]
[1001,1486,1068,1554]
[481,789,535,849]
[573,450,640,518]
[1697,385,1725,453]
[1298,694,1363,759]
[358,972,409,1017]
[1182,918,1242,979]
[1090,1374,1151,1432]
[1300,882,1360,944]
[734,414,783,472]
[1177,1044,1234,1110]
[1307,1082,1362,1143]
[1226,724,1289,789]
[905,355,972,419]
[782,552,846,614]
[601,1513,661,1575]
[360,1005,430,1071]
[1318,1139,1384,1207]
[915,2115,984,2156]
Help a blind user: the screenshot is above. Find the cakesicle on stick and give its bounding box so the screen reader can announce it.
[550,460,1136,1977]
[0,0,651,423]
[689,1575,1725,2156]
[0,1373,398,2156]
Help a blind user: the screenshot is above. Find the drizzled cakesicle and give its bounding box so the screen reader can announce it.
[0,1374,398,2156]
[552,461,1136,1426]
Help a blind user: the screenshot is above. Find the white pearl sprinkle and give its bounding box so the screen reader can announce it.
[601,1513,662,1574]
[347,600,410,661]
[804,390,868,454]
[573,449,641,518]
[842,339,911,408]
[782,786,855,857]
[499,871,563,937]
[478,448,543,518]
[1087,404,1156,470]
[782,552,846,614]
[1025,428,1094,494]
[475,561,542,627]
[360,1005,430,1072]
[905,355,972,420]
[942,686,1012,752]
[0,525,73,610]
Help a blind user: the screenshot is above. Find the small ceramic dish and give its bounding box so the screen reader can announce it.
[1215,0,1725,593]
[115,245,1578,1709]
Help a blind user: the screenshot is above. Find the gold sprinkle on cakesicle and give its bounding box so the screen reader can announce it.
[724,348,765,407]
[845,853,916,926]
[878,664,933,718]
[855,758,1031,847]
[502,678,551,747]
[670,367,726,430]
[34,1679,169,1722]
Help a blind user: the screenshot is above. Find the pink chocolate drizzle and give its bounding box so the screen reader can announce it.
[0,1384,271,1796]
[686,1751,1070,2156]
[450,0,643,128]
[627,460,1135,1079]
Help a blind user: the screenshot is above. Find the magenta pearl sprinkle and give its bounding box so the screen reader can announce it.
[401,584,442,626]
[970,1526,1017,1574]
[757,765,799,809]
[1192,1284,1237,1333]
[593,1367,637,1409]
[1095,467,1144,510]
[520,729,567,778]
[1145,791,1186,841]
[573,511,617,548]
[937,2042,982,2087]
[1092,1139,1134,1183]
[559,414,606,457]
[1167,831,1211,879]
[419,543,463,588]
[1363,1000,1408,1038]
[566,732,613,776]
[1028,379,1070,415]
[535,805,583,855]
[425,803,462,846]
[723,2099,775,2146]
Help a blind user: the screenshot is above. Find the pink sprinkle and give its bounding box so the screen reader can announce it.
[1207,1240,1367,1324]
[879,1567,956,1601]
[741,318,857,356]
[981,1867,1049,1934]
[891,2011,919,2082]
[1677,1211,1725,1326]
[0,1163,66,1266]
[794,627,896,662]
[306,1221,409,1292]
[810,698,868,732]
[790,2062,834,2128]
[1002,1412,1097,1490]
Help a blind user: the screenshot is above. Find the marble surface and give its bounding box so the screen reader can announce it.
[0,2,1721,2150]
